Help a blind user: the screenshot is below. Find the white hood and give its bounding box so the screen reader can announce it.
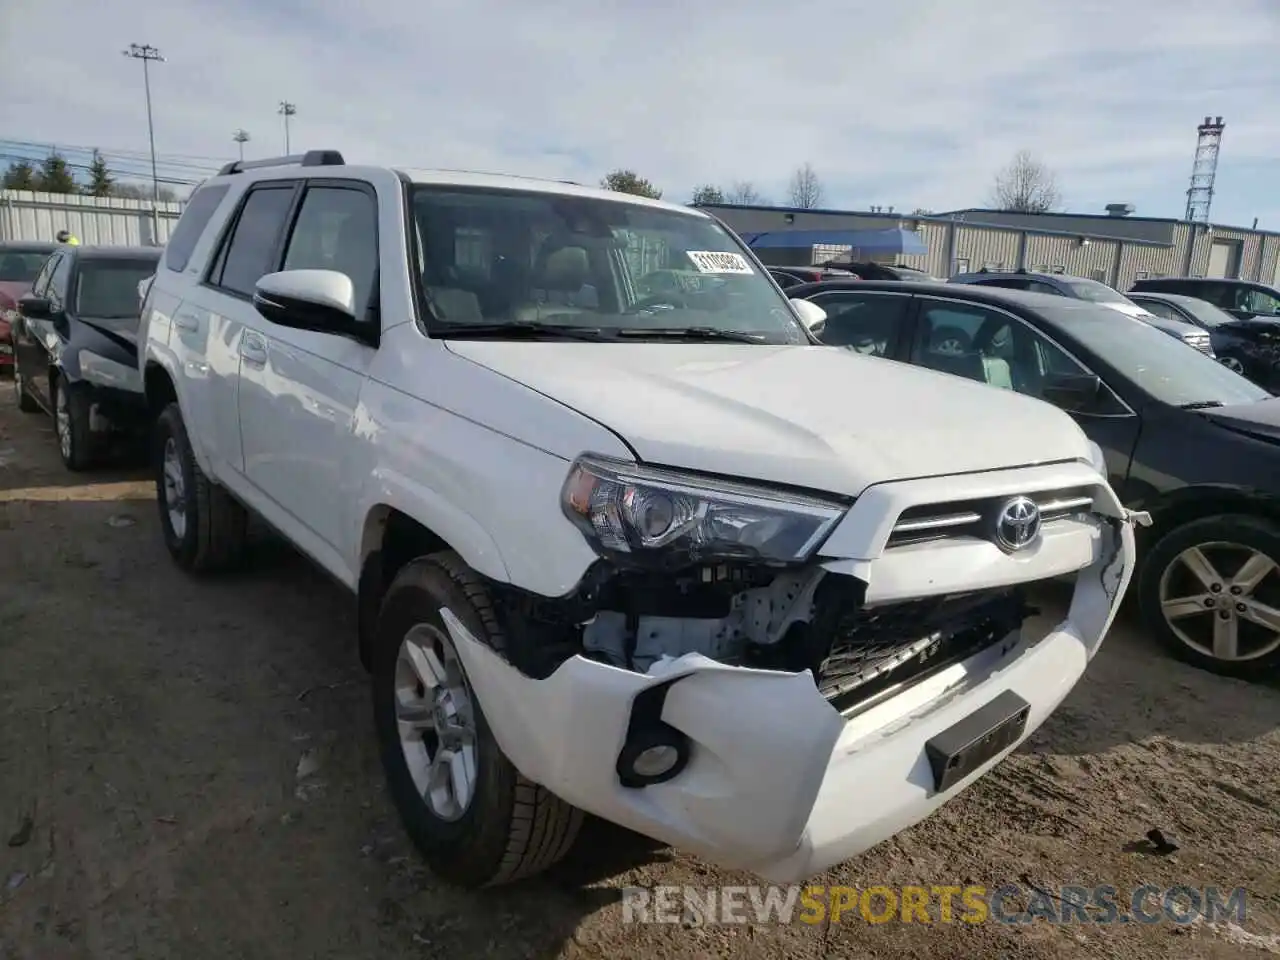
[446,342,1092,497]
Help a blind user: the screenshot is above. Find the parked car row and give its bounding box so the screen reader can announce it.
[788,276,1280,679]
[0,155,1147,895]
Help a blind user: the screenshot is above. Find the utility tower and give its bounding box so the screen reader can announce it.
[278,102,297,153]
[1184,115,1225,223]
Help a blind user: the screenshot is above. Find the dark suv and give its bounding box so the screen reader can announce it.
[1130,277,1280,323]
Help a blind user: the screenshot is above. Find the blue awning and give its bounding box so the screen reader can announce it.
[744,228,928,256]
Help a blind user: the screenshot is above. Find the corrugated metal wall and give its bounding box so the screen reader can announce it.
[0,190,184,247]
[954,227,1020,273]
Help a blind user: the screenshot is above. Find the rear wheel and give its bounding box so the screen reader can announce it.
[1139,514,1280,680]
[153,402,248,573]
[372,552,583,888]
[53,378,96,471]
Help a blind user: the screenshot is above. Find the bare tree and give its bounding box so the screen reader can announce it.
[989,150,1061,213]
[727,181,764,205]
[787,163,823,209]
[691,184,725,205]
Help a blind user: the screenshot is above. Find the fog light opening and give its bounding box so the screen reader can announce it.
[617,724,690,789]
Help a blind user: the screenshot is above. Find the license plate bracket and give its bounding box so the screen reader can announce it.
[924,689,1030,792]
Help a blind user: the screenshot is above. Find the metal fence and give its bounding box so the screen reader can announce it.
[0,190,185,247]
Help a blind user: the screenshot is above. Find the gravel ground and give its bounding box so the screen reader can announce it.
[1,385,1278,960]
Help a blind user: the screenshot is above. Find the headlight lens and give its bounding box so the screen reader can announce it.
[561,454,847,567]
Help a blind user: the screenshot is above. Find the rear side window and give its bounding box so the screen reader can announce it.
[211,185,296,297]
[165,184,230,273]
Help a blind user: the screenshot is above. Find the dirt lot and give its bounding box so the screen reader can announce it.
[1,386,1278,960]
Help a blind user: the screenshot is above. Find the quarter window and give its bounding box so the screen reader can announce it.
[165,184,230,273]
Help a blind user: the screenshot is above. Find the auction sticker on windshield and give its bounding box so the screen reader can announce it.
[687,251,755,275]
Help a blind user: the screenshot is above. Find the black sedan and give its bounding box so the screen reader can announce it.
[13,245,160,470]
[1127,290,1280,391]
[789,278,1280,679]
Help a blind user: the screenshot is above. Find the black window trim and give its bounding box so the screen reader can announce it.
[912,292,1137,420]
[276,177,382,329]
[202,179,303,301]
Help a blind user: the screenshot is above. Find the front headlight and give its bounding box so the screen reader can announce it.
[1085,439,1106,475]
[561,454,847,567]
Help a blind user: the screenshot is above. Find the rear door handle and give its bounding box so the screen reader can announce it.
[240,333,268,367]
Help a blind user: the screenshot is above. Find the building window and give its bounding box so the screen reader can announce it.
[1034,264,1049,273]
[1134,271,1149,280]
[1051,265,1066,274]
[982,261,1003,271]
[954,258,970,274]
[1089,269,1108,284]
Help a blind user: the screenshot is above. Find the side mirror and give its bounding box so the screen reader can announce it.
[1042,372,1102,410]
[790,298,827,337]
[253,270,373,344]
[18,295,52,320]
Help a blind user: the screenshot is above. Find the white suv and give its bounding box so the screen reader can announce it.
[139,150,1142,888]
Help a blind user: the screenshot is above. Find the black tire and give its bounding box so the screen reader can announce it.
[53,377,97,472]
[13,357,39,413]
[1138,513,1280,680]
[372,551,583,888]
[153,401,248,573]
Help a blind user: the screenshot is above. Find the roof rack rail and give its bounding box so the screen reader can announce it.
[217,149,345,176]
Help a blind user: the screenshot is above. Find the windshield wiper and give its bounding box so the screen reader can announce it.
[614,327,766,343]
[433,321,611,342]
[1178,400,1226,409]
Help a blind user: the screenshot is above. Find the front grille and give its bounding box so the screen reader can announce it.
[887,485,1096,548]
[816,587,1031,708]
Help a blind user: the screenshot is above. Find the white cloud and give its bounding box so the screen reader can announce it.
[2,0,1278,224]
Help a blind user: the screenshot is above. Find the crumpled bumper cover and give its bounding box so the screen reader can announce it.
[441,497,1140,882]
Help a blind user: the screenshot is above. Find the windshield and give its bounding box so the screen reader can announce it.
[1170,298,1232,328]
[0,250,52,283]
[1049,304,1270,407]
[408,186,808,343]
[1062,278,1133,305]
[75,259,158,320]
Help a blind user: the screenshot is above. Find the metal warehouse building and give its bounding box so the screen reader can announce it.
[697,202,1280,291]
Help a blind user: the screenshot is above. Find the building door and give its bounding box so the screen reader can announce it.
[1207,240,1240,278]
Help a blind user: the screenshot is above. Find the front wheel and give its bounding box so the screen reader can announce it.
[372,552,583,888]
[1138,514,1280,680]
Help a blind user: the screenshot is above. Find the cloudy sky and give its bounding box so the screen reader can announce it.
[2,0,1277,227]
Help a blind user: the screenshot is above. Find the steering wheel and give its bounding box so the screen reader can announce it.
[930,325,972,355]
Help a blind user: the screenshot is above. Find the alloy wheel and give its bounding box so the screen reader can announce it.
[54,387,72,461]
[161,436,187,540]
[1159,541,1280,662]
[394,622,479,822]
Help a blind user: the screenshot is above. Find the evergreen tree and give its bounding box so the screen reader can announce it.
[36,152,77,194]
[1,160,38,190]
[85,150,114,197]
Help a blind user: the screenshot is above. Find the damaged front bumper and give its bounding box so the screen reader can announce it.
[441,465,1143,882]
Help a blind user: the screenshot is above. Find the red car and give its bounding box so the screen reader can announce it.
[0,242,57,373]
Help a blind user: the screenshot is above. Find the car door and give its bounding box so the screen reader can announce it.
[14,252,59,406]
[237,179,381,553]
[805,290,915,358]
[186,180,299,478]
[30,252,74,408]
[911,297,1142,492]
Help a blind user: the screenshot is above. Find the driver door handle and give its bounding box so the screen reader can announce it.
[240,332,268,367]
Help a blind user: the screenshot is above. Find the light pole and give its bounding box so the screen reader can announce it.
[123,43,164,242]
[278,102,297,153]
[233,129,250,161]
